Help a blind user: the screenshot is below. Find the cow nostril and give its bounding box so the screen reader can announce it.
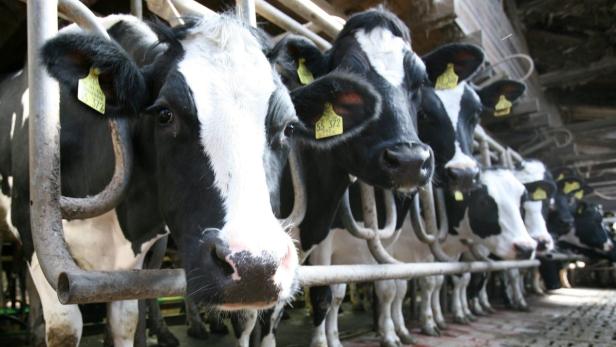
[212,245,235,277]
[537,240,548,251]
[382,148,401,168]
[514,243,534,259]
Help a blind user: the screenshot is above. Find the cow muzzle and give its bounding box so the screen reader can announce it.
[379,142,433,188]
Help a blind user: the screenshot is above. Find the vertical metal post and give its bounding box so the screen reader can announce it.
[131,0,143,19]
[28,0,80,289]
[236,0,257,27]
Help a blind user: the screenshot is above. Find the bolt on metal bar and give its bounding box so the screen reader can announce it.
[297,260,540,287]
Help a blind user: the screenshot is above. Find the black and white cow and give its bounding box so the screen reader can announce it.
[467,159,556,315]
[0,13,384,346]
[243,8,436,347]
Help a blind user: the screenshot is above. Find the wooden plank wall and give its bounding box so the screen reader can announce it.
[453,0,563,127]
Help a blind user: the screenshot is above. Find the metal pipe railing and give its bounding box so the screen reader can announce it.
[297,260,540,287]
[276,0,343,38]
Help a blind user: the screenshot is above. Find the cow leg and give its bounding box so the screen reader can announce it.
[107,300,139,347]
[432,275,447,330]
[478,278,494,313]
[374,280,402,347]
[260,302,285,347]
[309,285,331,347]
[325,283,346,347]
[460,273,476,321]
[451,275,468,324]
[26,271,45,347]
[145,297,179,347]
[531,268,544,294]
[559,267,571,288]
[234,310,257,347]
[29,254,82,346]
[185,296,209,339]
[418,276,439,336]
[392,280,415,344]
[510,269,528,311]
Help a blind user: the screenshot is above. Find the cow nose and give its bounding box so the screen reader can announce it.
[536,240,548,252]
[380,142,433,187]
[188,229,295,309]
[446,167,480,192]
[514,243,535,260]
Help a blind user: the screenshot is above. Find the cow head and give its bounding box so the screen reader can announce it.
[565,202,614,253]
[271,8,433,191]
[513,160,556,254]
[41,15,380,310]
[448,169,537,260]
[419,43,484,191]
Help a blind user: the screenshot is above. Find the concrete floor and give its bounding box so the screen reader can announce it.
[79,288,616,347]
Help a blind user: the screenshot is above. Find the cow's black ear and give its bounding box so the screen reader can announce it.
[526,180,557,201]
[290,72,381,147]
[41,32,147,117]
[421,43,485,85]
[477,79,526,114]
[557,177,585,197]
[269,34,326,90]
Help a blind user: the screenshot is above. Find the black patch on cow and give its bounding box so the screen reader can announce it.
[467,185,501,238]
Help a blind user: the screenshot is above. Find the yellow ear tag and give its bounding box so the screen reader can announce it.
[574,190,584,200]
[563,181,580,194]
[315,103,343,139]
[77,67,105,114]
[454,191,464,201]
[434,63,458,90]
[556,173,565,181]
[297,58,314,85]
[494,94,512,117]
[532,187,547,201]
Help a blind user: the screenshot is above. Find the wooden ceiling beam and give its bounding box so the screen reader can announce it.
[539,56,616,88]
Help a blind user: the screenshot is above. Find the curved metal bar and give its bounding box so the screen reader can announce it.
[340,189,374,239]
[470,244,492,262]
[58,0,110,39]
[145,0,217,21]
[429,242,458,262]
[279,149,307,228]
[60,119,133,220]
[367,237,400,264]
[434,187,449,242]
[410,193,436,244]
[376,189,397,239]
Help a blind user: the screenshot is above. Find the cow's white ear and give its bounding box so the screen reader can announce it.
[41,32,147,117]
[421,43,485,86]
[289,72,381,147]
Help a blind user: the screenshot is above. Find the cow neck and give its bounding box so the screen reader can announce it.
[297,147,350,251]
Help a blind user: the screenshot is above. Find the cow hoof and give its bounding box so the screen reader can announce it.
[454,316,469,325]
[398,330,417,345]
[471,308,486,316]
[466,313,477,321]
[518,305,530,312]
[156,327,180,347]
[187,321,209,340]
[436,320,448,330]
[208,319,229,335]
[421,325,440,337]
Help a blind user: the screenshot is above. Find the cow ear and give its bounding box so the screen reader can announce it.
[557,177,584,197]
[421,43,485,86]
[290,72,381,147]
[526,180,556,201]
[41,32,147,117]
[270,35,326,89]
[553,167,576,182]
[477,79,526,117]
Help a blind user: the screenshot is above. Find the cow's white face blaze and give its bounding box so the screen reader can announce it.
[173,17,297,308]
[513,160,555,253]
[479,170,537,259]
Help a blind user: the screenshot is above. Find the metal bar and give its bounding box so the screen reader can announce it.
[255,0,331,50]
[538,253,585,262]
[297,260,540,287]
[276,0,343,38]
[236,0,256,27]
[131,0,143,19]
[280,149,307,227]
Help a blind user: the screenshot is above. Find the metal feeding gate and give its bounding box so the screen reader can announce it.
[26,0,577,309]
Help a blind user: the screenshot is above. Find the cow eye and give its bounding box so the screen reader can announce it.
[284,123,295,137]
[158,109,174,125]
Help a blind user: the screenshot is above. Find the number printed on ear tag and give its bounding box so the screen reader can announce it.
[494,94,512,117]
[435,63,458,90]
[297,58,314,85]
[78,67,105,114]
[315,103,343,139]
[532,187,547,201]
